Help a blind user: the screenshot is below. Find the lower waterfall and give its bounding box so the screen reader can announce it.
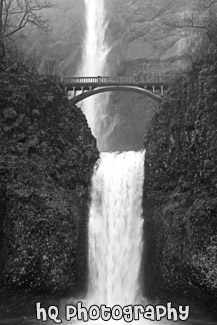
[88,151,145,307]
[62,151,187,324]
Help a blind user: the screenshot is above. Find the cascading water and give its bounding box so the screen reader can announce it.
[64,151,185,324]
[80,152,177,324]
[87,151,145,308]
[72,1,173,323]
[79,0,110,149]
[58,0,188,318]
[79,0,147,313]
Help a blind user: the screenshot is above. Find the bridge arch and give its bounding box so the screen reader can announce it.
[70,85,163,104]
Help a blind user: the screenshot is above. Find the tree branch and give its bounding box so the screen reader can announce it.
[203,0,217,9]
[1,0,53,40]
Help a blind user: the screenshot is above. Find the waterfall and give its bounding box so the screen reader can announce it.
[80,0,110,149]
[87,151,145,308]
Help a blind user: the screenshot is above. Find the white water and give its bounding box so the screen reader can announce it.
[79,0,110,148]
[87,151,145,307]
[82,151,172,324]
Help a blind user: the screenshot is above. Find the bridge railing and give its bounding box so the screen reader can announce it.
[62,76,168,85]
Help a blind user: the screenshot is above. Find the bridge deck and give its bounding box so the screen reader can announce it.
[52,76,168,86]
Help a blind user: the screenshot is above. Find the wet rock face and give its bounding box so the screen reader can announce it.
[0,59,99,296]
[106,0,195,66]
[101,0,198,151]
[143,49,217,312]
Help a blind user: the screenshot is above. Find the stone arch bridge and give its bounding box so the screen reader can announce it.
[54,76,169,103]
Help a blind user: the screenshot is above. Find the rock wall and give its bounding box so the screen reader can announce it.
[0,59,99,300]
[102,0,198,150]
[143,47,217,314]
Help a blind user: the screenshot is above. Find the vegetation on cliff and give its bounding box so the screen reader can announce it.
[0,58,99,303]
[143,46,217,313]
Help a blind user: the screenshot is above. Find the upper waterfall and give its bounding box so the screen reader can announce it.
[79,0,110,149]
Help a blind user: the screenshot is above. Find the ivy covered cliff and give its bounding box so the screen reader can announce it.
[143,47,217,315]
[0,58,99,309]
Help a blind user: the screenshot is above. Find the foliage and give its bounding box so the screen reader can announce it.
[0,58,99,297]
[193,235,217,294]
[143,47,217,311]
[163,0,217,63]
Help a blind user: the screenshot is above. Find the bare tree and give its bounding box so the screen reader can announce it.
[0,0,53,57]
[164,0,217,45]
[43,56,60,76]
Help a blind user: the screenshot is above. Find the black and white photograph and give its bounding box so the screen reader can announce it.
[0,0,217,324]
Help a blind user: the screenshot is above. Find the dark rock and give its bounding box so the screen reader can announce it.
[143,49,217,315]
[0,58,99,300]
[204,159,212,169]
[2,107,17,121]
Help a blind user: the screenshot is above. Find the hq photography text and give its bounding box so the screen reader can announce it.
[36,301,190,323]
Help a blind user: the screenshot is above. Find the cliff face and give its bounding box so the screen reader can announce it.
[16,0,194,75]
[102,0,198,150]
[106,0,192,64]
[143,48,217,313]
[0,59,99,301]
